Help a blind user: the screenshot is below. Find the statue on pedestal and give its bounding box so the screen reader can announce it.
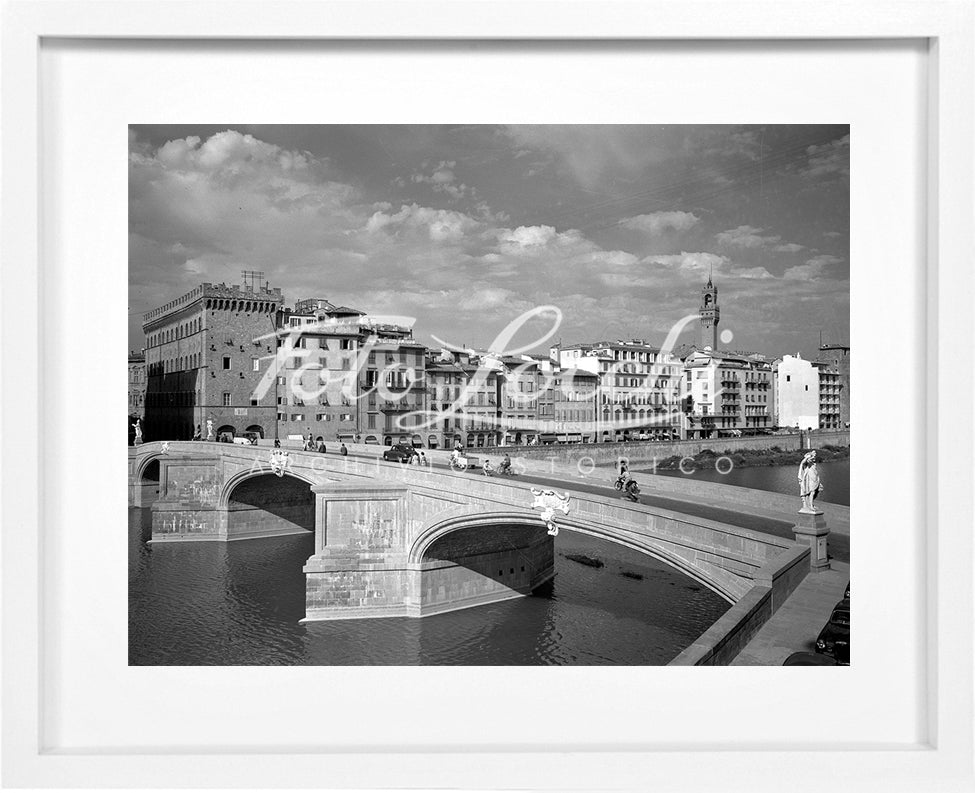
[206,419,214,442]
[132,418,143,445]
[798,450,824,513]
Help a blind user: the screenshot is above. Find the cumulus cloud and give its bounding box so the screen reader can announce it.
[783,254,844,280]
[800,134,850,178]
[364,203,481,242]
[410,160,471,201]
[715,225,804,253]
[619,211,700,235]
[644,251,729,273]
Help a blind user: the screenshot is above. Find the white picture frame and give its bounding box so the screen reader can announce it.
[2,1,973,790]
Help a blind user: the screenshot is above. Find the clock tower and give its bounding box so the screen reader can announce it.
[700,274,720,350]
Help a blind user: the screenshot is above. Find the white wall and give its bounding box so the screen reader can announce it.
[775,354,819,429]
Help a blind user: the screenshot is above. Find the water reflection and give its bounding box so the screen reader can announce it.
[129,508,728,666]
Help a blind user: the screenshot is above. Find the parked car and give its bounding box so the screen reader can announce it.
[815,600,850,664]
[382,444,417,463]
[783,651,839,666]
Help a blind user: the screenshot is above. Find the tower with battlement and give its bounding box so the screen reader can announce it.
[700,274,720,350]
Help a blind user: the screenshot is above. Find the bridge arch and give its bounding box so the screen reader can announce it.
[409,508,736,603]
[223,471,317,540]
[136,454,162,484]
[219,466,320,509]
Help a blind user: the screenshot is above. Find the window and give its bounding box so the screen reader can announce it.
[223,356,231,370]
[277,412,286,421]
[340,339,353,350]
[786,375,791,382]
[805,385,809,391]
[223,392,231,406]
[252,358,260,371]
[316,413,327,421]
[291,413,304,422]
[367,414,376,429]
[251,398,258,406]
[276,376,285,386]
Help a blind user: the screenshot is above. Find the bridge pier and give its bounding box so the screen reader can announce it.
[301,483,555,621]
[147,454,227,542]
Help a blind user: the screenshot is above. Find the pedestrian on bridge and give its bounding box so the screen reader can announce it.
[340,443,348,456]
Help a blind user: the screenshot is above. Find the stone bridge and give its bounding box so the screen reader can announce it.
[129,441,810,633]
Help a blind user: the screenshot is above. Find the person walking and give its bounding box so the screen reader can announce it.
[420,452,428,467]
[192,424,202,441]
[339,443,348,457]
[317,437,327,454]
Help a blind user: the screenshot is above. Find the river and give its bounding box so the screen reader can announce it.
[129,508,729,666]
[646,459,850,506]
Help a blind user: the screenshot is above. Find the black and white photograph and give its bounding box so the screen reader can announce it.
[128,124,850,666]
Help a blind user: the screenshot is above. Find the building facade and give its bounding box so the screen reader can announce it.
[357,323,427,447]
[818,342,850,428]
[273,299,365,444]
[773,353,820,430]
[553,340,682,441]
[812,358,842,430]
[143,282,283,441]
[128,351,146,419]
[683,349,773,439]
[548,367,599,442]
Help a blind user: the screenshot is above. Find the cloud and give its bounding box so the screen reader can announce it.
[364,203,481,242]
[783,254,844,280]
[644,251,729,273]
[715,225,804,252]
[800,134,849,178]
[130,126,849,360]
[410,160,471,201]
[619,211,700,235]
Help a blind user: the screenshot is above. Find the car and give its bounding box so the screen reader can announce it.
[815,600,850,664]
[382,444,417,463]
[783,651,839,666]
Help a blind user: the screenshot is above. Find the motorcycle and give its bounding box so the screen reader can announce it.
[614,476,640,500]
[483,461,516,477]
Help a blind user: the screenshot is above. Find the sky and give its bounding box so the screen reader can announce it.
[129,124,849,360]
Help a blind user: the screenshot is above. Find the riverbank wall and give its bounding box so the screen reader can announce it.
[489,431,850,466]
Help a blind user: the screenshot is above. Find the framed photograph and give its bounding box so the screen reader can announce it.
[2,1,972,790]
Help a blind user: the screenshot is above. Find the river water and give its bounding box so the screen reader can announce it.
[129,508,729,666]
[647,459,850,506]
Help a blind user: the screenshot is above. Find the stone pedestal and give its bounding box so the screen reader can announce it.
[792,510,830,572]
